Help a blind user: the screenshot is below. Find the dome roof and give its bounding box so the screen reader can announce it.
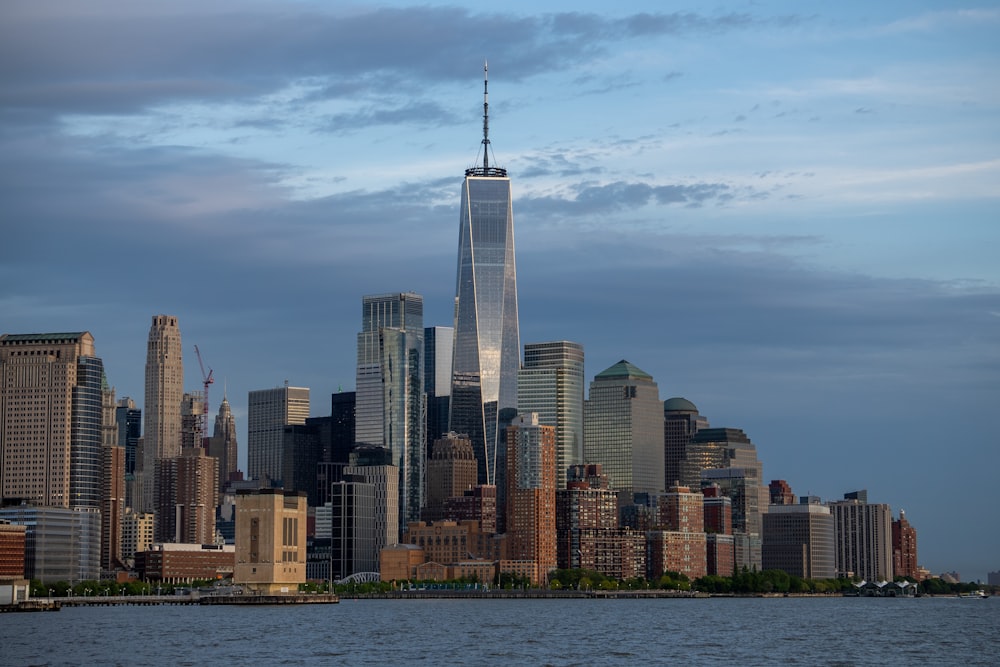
[663,397,698,413]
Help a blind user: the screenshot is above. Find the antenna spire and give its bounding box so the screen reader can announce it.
[482,60,489,171]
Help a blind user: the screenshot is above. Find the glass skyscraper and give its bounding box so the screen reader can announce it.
[355,293,425,529]
[449,63,521,499]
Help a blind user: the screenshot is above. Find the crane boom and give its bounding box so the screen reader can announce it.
[193,345,214,448]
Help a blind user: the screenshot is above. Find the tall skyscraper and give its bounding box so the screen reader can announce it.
[449,63,521,498]
[141,315,184,513]
[424,433,478,522]
[355,293,426,529]
[247,384,310,485]
[518,341,585,491]
[115,397,141,508]
[583,360,665,499]
[0,332,106,509]
[892,510,919,580]
[207,394,238,492]
[424,326,453,451]
[156,446,218,544]
[506,413,557,584]
[101,382,125,573]
[663,397,708,490]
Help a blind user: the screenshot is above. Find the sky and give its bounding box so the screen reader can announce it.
[2,1,998,581]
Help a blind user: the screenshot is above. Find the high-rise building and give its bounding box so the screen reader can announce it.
[156,447,218,544]
[247,384,310,485]
[648,484,707,582]
[892,509,919,580]
[424,433,478,522]
[449,64,521,501]
[355,293,425,529]
[141,315,184,513]
[506,413,557,584]
[116,397,141,507]
[0,332,106,509]
[663,397,708,490]
[345,445,400,554]
[207,394,238,493]
[424,326,453,451]
[329,477,377,580]
[583,360,665,499]
[762,498,836,580]
[769,479,796,506]
[518,341,585,491]
[180,391,205,451]
[121,508,154,565]
[829,491,893,581]
[328,390,356,465]
[0,505,100,583]
[101,382,125,574]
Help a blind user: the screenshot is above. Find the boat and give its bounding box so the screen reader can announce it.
[957,590,987,599]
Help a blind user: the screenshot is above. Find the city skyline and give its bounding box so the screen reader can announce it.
[1,1,997,581]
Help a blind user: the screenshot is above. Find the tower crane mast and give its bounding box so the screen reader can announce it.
[194,345,214,448]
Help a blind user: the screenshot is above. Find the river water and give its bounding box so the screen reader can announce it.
[2,596,997,666]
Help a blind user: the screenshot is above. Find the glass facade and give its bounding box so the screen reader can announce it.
[449,175,520,495]
[70,356,105,508]
[518,341,585,491]
[355,293,425,530]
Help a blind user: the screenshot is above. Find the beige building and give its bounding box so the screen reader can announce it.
[234,489,307,594]
[424,433,477,522]
[121,508,154,565]
[141,315,184,514]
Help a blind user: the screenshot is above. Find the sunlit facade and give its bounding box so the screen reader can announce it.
[141,315,184,513]
[355,293,425,528]
[449,171,521,499]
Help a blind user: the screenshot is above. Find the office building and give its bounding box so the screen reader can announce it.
[583,360,665,499]
[101,380,125,573]
[281,418,327,506]
[115,397,141,508]
[424,433,478,522]
[0,505,100,583]
[329,477,377,580]
[829,491,893,581]
[424,326,453,450]
[156,447,218,544]
[701,467,766,572]
[207,395,239,493]
[1,332,107,510]
[345,445,400,553]
[892,510,919,580]
[140,543,235,584]
[518,341,585,491]
[247,384,309,485]
[233,488,307,594]
[121,508,154,565]
[663,397,708,490]
[355,293,426,528]
[762,499,836,580]
[506,414,557,584]
[328,391,356,465]
[449,64,521,504]
[140,315,184,513]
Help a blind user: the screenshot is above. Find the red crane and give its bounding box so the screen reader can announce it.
[194,345,214,448]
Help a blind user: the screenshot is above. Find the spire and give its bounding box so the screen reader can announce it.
[466,60,507,178]
[482,59,489,171]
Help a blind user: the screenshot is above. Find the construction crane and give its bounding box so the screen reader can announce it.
[194,345,214,448]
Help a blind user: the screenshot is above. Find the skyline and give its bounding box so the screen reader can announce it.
[1,1,998,581]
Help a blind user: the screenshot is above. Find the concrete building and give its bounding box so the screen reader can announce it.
[663,397,708,491]
[233,489,307,594]
[247,384,310,486]
[141,315,184,514]
[0,332,106,510]
[505,413,557,585]
[829,492,893,581]
[121,508,154,565]
[424,433,478,522]
[762,499,836,580]
[155,447,218,544]
[584,360,665,500]
[518,341,585,491]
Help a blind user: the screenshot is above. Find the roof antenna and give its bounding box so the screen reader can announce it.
[482,59,490,171]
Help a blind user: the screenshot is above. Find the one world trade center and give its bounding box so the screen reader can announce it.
[449,62,521,519]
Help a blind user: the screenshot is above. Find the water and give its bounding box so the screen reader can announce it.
[2,597,997,666]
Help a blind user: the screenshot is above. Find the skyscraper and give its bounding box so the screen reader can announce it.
[115,397,141,508]
[141,315,184,513]
[892,510,919,580]
[355,293,425,529]
[424,326,453,451]
[0,332,106,509]
[247,384,310,485]
[449,63,521,498]
[506,413,557,584]
[208,394,238,492]
[829,491,894,581]
[518,341,585,491]
[583,360,665,499]
[663,397,708,490]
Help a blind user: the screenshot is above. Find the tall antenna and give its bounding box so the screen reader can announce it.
[482,60,490,171]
